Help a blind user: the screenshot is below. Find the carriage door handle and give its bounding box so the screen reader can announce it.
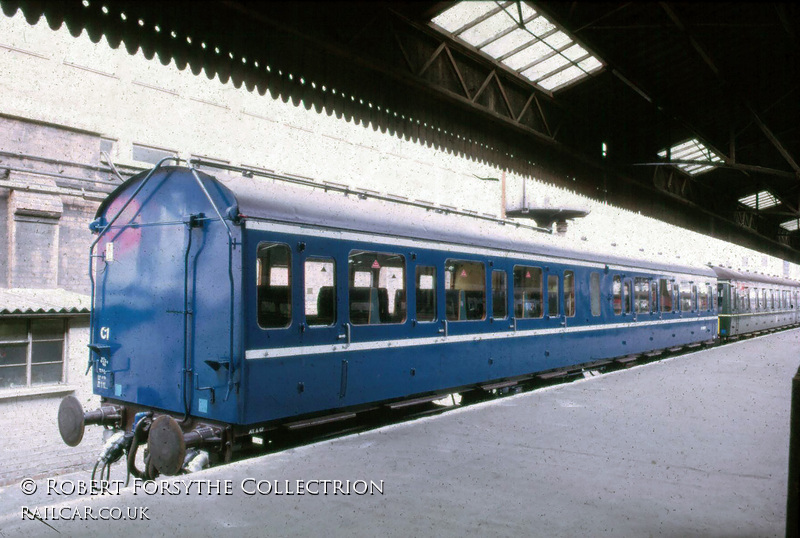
[438,320,448,337]
[338,323,351,344]
[510,317,517,332]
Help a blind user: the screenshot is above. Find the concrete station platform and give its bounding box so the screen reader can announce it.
[2,329,798,537]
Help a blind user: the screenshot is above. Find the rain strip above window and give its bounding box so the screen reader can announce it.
[430,1,604,92]
[657,138,723,176]
[738,190,779,210]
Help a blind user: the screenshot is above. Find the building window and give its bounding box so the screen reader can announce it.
[0,319,65,389]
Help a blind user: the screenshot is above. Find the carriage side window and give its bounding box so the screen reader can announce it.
[590,273,601,317]
[709,285,715,310]
[445,260,485,321]
[698,285,709,311]
[761,289,767,311]
[416,266,437,322]
[305,257,335,327]
[623,280,632,314]
[612,276,622,315]
[564,271,576,317]
[257,242,292,329]
[634,278,650,314]
[659,279,672,312]
[749,287,757,311]
[492,270,508,320]
[514,266,543,319]
[679,282,692,312]
[691,285,698,311]
[673,283,680,312]
[650,280,658,313]
[547,275,560,317]
[348,250,406,325]
[770,290,775,310]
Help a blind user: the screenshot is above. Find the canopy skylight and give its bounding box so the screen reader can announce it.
[780,219,800,232]
[657,138,723,176]
[738,191,779,210]
[430,1,604,92]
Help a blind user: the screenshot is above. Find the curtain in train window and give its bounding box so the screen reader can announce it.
[692,285,698,311]
[547,275,559,317]
[492,270,508,320]
[564,271,575,317]
[416,266,437,322]
[612,276,622,315]
[445,260,485,321]
[305,257,335,327]
[257,242,291,328]
[590,273,601,316]
[348,251,406,325]
[634,278,650,313]
[513,266,543,319]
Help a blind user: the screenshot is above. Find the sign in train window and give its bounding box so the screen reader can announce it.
[256,242,292,329]
[445,260,485,321]
[348,251,406,325]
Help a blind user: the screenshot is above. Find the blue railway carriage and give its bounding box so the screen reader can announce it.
[713,266,800,338]
[58,163,718,476]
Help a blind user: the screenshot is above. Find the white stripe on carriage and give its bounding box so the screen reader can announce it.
[245,315,718,360]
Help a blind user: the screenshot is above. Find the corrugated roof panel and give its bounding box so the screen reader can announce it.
[0,289,91,316]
